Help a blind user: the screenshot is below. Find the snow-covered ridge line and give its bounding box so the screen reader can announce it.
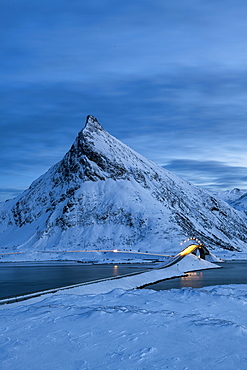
[0,255,220,305]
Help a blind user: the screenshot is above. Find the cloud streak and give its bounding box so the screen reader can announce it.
[164,159,247,192]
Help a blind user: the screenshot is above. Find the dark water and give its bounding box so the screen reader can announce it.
[145,261,247,290]
[0,262,153,300]
[1,261,246,300]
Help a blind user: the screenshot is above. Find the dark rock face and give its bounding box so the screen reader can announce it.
[1,115,247,253]
[56,115,128,183]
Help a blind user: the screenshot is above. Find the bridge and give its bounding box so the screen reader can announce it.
[0,239,216,305]
[161,242,210,268]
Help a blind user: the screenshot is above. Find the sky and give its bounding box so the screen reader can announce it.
[1,0,247,202]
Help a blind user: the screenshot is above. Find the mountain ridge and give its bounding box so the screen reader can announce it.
[213,188,247,214]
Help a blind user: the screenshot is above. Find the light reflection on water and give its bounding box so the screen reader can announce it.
[113,265,119,276]
[180,272,204,288]
[145,261,247,291]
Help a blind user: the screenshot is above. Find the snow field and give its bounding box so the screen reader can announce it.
[0,284,247,369]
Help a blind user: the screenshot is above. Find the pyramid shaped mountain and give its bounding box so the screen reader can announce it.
[1,115,247,254]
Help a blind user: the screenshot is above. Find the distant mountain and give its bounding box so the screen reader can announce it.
[1,115,247,254]
[214,188,247,214]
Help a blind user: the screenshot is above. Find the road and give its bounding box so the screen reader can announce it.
[0,243,207,267]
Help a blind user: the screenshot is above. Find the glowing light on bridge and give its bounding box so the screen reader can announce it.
[179,244,199,257]
[180,237,202,246]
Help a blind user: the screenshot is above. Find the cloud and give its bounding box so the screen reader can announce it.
[2,0,247,83]
[164,159,247,191]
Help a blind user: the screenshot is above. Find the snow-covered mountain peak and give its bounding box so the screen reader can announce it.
[56,115,116,182]
[60,115,163,184]
[231,188,242,194]
[84,115,104,132]
[1,115,247,254]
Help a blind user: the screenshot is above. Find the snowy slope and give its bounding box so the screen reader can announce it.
[1,115,247,254]
[230,194,247,213]
[213,188,247,213]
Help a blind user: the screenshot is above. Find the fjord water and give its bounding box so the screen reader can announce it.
[0,262,152,300]
[145,261,247,290]
[1,261,246,300]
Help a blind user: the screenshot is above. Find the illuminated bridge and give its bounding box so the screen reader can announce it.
[162,242,211,268]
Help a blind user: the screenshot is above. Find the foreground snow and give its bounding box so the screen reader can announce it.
[1,284,247,370]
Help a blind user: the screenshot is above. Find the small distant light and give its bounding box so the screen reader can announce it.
[113,249,118,253]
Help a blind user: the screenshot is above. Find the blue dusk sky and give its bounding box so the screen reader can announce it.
[1,0,247,202]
